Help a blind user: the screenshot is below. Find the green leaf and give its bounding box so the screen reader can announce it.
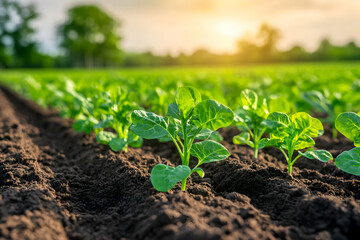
[192,168,205,178]
[109,137,127,151]
[258,138,269,149]
[190,140,230,164]
[233,132,254,148]
[254,97,269,119]
[97,131,116,144]
[176,86,201,119]
[335,147,360,175]
[302,91,333,114]
[179,127,221,141]
[178,125,211,140]
[299,149,333,162]
[73,118,96,134]
[294,135,315,150]
[195,128,213,140]
[259,138,283,148]
[128,131,143,148]
[291,112,324,137]
[130,110,170,139]
[158,136,172,142]
[234,108,252,127]
[193,100,234,131]
[209,131,223,142]
[241,89,257,110]
[268,97,291,114]
[266,112,290,127]
[93,115,114,129]
[335,112,360,147]
[151,164,191,192]
[167,102,180,119]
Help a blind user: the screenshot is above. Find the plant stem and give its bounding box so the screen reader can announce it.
[182,121,189,165]
[253,126,266,159]
[288,163,293,174]
[181,120,189,192]
[253,127,258,159]
[332,127,337,139]
[181,179,186,191]
[254,146,259,159]
[280,148,292,175]
[287,146,295,175]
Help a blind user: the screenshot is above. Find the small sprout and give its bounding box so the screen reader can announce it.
[334,112,360,175]
[301,90,343,138]
[261,112,333,175]
[131,86,234,192]
[233,89,270,159]
[93,88,143,152]
[72,87,142,152]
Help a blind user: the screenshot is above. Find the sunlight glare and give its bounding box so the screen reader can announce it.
[216,20,243,38]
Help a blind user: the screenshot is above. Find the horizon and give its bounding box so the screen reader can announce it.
[18,0,360,55]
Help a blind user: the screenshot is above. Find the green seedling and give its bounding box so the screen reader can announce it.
[147,87,174,116]
[71,87,142,152]
[334,112,360,175]
[93,88,143,151]
[131,86,234,192]
[233,89,269,159]
[301,90,343,138]
[261,112,333,174]
[72,93,103,135]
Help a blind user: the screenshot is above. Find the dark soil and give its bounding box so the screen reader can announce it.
[0,87,359,240]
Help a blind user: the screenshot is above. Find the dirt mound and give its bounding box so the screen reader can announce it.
[0,87,359,240]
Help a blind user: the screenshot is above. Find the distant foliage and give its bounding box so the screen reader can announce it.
[0,0,53,68]
[57,5,123,68]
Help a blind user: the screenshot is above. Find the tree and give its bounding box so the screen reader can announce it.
[343,41,360,60]
[236,24,280,63]
[312,38,333,61]
[58,5,122,67]
[0,0,40,67]
[282,45,309,62]
[237,38,261,63]
[256,23,280,61]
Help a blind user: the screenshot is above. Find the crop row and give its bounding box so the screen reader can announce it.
[3,75,360,192]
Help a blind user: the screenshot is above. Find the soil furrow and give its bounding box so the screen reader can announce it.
[0,89,69,239]
[0,87,360,240]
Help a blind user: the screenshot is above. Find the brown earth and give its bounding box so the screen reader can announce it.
[0,87,359,240]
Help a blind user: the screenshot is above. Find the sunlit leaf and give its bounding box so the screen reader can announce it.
[190,140,230,164]
[193,100,234,131]
[335,148,360,175]
[151,164,191,192]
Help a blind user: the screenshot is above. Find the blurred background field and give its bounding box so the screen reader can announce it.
[1,0,360,116]
[1,62,359,116]
[1,0,360,68]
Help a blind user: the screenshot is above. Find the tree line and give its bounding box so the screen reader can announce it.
[1,0,360,68]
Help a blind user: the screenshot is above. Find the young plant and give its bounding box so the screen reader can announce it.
[58,78,89,119]
[147,87,175,116]
[93,88,143,152]
[130,86,234,192]
[233,89,269,159]
[72,93,103,135]
[334,112,360,175]
[301,90,343,138]
[261,112,333,175]
[72,87,142,152]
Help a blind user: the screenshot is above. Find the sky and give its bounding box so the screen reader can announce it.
[19,0,360,55]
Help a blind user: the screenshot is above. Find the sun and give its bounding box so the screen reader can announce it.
[216,20,243,38]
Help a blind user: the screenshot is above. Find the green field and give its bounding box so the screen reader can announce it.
[1,62,360,132]
[1,62,360,111]
[1,62,360,177]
